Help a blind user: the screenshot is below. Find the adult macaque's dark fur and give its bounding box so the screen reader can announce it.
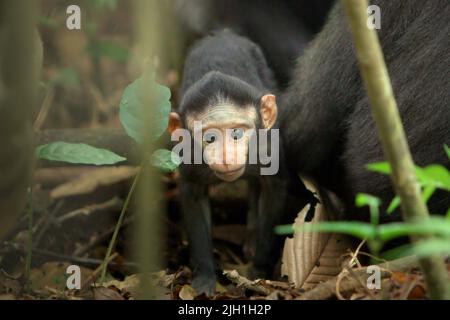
[175,0,334,87]
[280,0,450,220]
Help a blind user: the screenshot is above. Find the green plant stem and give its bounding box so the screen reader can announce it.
[342,0,450,299]
[25,188,34,293]
[99,168,142,283]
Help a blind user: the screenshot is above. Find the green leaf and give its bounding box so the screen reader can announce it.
[355,193,381,209]
[119,78,171,144]
[275,221,377,241]
[377,218,450,242]
[36,142,126,165]
[383,239,450,260]
[422,185,436,203]
[88,41,130,63]
[387,196,400,214]
[420,164,450,191]
[367,162,391,175]
[151,149,181,173]
[356,193,380,226]
[445,144,450,160]
[367,162,450,191]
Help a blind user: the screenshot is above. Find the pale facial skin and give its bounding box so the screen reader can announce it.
[169,94,278,182]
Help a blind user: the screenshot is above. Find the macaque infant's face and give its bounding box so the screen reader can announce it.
[168,95,278,182]
[193,104,257,182]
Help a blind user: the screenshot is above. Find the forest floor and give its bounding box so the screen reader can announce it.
[0,166,448,300]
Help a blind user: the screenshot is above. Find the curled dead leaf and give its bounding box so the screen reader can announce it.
[179,285,197,300]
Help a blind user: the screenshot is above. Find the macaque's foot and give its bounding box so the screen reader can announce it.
[192,274,216,296]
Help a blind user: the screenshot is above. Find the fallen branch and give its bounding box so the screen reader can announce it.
[223,270,271,296]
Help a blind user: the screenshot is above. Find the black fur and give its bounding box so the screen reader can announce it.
[176,30,304,295]
[175,0,334,87]
[280,0,450,220]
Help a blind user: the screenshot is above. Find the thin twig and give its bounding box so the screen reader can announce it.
[34,200,64,248]
[33,87,55,131]
[72,216,133,257]
[25,188,34,293]
[99,168,142,283]
[299,255,418,300]
[223,270,271,296]
[81,252,119,290]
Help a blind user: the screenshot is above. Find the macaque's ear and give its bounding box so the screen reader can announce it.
[260,94,278,129]
[168,112,182,134]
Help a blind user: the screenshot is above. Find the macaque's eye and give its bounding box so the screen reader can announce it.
[204,132,217,144]
[230,128,244,140]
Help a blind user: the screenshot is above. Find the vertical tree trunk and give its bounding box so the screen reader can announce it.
[0,0,40,239]
[342,0,449,299]
[133,0,169,299]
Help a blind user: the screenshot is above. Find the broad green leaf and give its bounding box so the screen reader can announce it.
[151,149,181,173]
[119,78,171,144]
[275,221,377,240]
[36,142,126,165]
[420,164,450,191]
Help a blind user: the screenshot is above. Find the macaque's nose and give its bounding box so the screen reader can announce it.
[205,139,246,174]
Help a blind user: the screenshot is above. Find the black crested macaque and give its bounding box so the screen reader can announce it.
[174,0,335,87]
[168,30,295,295]
[280,0,450,221]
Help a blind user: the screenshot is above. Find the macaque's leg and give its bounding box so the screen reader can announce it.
[252,176,288,278]
[243,178,260,260]
[180,180,216,295]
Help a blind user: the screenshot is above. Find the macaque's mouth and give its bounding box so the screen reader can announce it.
[213,166,245,175]
[213,166,246,181]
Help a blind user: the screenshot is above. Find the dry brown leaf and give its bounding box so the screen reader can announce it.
[0,272,21,295]
[102,271,176,299]
[30,262,93,292]
[103,274,140,294]
[92,286,125,300]
[50,166,138,199]
[179,284,197,300]
[281,180,352,290]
